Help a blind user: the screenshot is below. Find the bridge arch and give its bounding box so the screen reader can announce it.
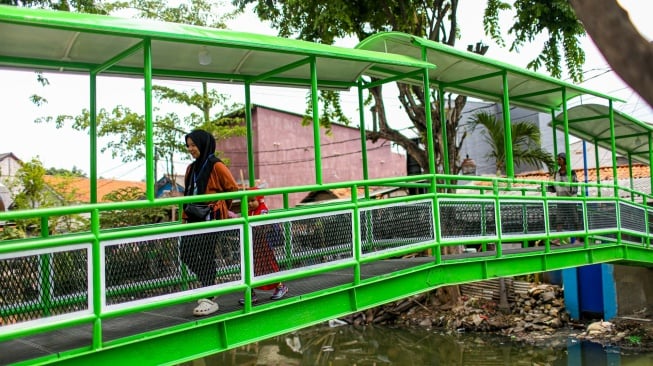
[0,6,651,366]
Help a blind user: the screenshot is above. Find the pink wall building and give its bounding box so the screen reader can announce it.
[220,105,407,209]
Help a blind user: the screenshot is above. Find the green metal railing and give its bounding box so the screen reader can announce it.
[1,7,651,365]
[1,174,652,365]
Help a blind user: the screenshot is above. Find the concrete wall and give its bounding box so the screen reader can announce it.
[458,102,562,176]
[614,265,653,316]
[0,153,21,178]
[0,153,22,210]
[220,105,406,209]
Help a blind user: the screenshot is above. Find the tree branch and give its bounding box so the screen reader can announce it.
[569,0,653,107]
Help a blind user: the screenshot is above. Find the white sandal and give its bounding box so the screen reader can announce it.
[193,299,219,316]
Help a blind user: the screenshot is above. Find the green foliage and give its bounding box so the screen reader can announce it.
[234,0,443,43]
[302,90,350,135]
[27,0,246,178]
[9,157,50,210]
[152,85,246,143]
[484,0,586,82]
[1,159,92,239]
[2,158,52,238]
[469,111,554,175]
[100,187,168,229]
[628,335,642,346]
[45,174,91,233]
[0,0,106,13]
[483,0,511,48]
[235,0,587,177]
[45,166,87,177]
[107,0,237,28]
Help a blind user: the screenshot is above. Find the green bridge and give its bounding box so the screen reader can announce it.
[1,6,652,366]
[2,177,652,365]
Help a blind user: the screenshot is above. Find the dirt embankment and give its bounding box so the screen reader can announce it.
[338,281,653,352]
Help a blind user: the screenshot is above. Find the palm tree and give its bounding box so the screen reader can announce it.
[469,112,554,176]
[469,111,554,313]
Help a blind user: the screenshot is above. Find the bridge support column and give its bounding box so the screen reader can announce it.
[562,264,619,321]
[562,268,580,320]
[562,264,653,320]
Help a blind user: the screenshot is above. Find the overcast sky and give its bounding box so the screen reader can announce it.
[1,0,651,181]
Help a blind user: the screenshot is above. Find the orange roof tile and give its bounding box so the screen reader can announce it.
[43,176,146,203]
[516,164,650,181]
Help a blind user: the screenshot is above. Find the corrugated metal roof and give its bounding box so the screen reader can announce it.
[0,6,434,90]
[553,104,653,164]
[355,32,621,112]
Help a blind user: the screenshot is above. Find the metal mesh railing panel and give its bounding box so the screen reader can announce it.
[268,211,353,272]
[619,202,647,235]
[359,200,434,256]
[439,199,496,240]
[586,201,617,231]
[499,201,546,236]
[1,246,89,328]
[104,227,242,307]
[547,200,584,233]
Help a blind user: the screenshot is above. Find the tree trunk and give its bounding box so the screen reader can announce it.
[569,0,653,107]
[498,277,510,314]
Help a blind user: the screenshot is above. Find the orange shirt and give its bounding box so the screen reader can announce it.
[183,161,238,220]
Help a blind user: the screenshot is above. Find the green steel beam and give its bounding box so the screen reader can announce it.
[26,242,645,366]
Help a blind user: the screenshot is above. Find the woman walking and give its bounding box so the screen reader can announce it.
[181,129,239,316]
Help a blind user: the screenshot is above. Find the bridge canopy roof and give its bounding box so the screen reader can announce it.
[355,32,621,113]
[356,32,652,163]
[0,6,434,90]
[553,104,653,164]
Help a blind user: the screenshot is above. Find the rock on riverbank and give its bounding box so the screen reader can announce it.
[338,281,653,351]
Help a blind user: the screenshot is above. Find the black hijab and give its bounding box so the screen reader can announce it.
[184,129,221,196]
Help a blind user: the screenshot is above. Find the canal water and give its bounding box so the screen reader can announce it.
[178,323,653,365]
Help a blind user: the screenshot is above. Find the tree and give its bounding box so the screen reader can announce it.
[46,166,87,177]
[567,0,653,108]
[1,158,88,238]
[28,0,246,179]
[469,111,553,312]
[469,112,554,176]
[484,0,586,82]
[0,0,105,13]
[233,0,585,305]
[233,0,588,180]
[1,158,49,238]
[100,186,168,229]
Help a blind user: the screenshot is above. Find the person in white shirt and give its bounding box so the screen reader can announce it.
[549,152,579,245]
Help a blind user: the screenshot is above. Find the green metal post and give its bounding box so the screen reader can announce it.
[550,110,558,158]
[358,79,370,199]
[628,153,634,201]
[245,83,255,187]
[502,71,514,178]
[594,138,601,197]
[422,51,439,259]
[421,47,438,177]
[561,89,572,184]
[91,209,102,349]
[352,186,361,285]
[144,39,154,201]
[649,133,653,200]
[310,56,322,184]
[39,217,52,315]
[90,73,98,204]
[608,101,618,198]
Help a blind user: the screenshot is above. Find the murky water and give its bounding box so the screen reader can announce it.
[178,323,653,366]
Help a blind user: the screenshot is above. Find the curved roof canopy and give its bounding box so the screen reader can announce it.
[553,104,653,164]
[0,6,434,90]
[356,32,621,112]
